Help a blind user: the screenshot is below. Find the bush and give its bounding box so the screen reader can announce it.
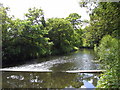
[96,35,120,88]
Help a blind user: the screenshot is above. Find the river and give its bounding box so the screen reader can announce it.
[2,49,101,88]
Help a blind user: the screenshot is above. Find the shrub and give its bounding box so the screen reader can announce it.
[96,35,120,88]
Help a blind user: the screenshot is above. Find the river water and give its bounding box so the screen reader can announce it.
[2,49,101,88]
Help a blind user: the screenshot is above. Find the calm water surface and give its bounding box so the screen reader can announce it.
[2,49,101,88]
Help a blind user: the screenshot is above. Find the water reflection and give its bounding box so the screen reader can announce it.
[2,49,100,72]
[2,49,101,88]
[2,71,100,88]
[49,49,100,71]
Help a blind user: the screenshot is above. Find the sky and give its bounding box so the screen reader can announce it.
[1,0,90,20]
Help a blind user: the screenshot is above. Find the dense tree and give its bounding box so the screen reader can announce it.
[1,1,120,88]
[66,13,81,29]
[96,35,120,88]
[80,2,120,88]
[82,2,120,47]
[66,13,83,48]
[25,7,46,27]
[2,6,83,67]
[88,2,120,88]
[2,6,15,63]
[82,26,94,47]
[2,7,53,66]
[46,18,76,54]
[90,2,119,38]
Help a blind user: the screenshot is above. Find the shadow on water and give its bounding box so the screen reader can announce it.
[2,71,100,88]
[2,49,101,88]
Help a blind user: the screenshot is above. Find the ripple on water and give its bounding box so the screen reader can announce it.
[2,59,74,71]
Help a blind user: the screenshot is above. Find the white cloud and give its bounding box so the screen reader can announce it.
[1,0,90,20]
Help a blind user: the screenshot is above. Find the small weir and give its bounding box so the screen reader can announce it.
[0,69,105,73]
[2,49,103,88]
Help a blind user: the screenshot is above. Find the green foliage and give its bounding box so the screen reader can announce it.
[2,7,53,66]
[80,2,120,88]
[82,26,95,47]
[25,7,46,28]
[97,35,119,68]
[66,13,81,29]
[46,18,76,54]
[2,2,120,88]
[96,35,120,88]
[97,69,120,88]
[82,2,120,47]
[66,13,83,48]
[90,2,120,37]
[2,6,83,66]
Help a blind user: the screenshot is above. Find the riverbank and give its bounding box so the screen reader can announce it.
[2,48,95,68]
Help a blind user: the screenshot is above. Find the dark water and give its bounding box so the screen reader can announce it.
[2,72,99,88]
[2,49,101,88]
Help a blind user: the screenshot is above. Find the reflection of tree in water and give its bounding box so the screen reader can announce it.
[50,72,82,88]
[76,73,99,87]
[2,72,99,88]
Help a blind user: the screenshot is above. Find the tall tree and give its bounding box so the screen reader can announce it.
[25,7,46,27]
[82,2,120,47]
[66,13,83,48]
[46,18,76,54]
[66,13,81,29]
[2,7,53,67]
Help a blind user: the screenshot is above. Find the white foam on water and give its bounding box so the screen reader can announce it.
[1,59,73,71]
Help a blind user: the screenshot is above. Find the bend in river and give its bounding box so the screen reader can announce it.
[2,49,101,72]
[2,49,102,88]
